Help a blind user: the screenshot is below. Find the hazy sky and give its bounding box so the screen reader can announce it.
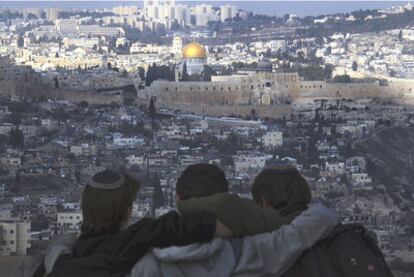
[0,1,408,17]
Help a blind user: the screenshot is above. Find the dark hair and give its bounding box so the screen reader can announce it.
[176,163,228,200]
[81,171,139,233]
[251,165,312,215]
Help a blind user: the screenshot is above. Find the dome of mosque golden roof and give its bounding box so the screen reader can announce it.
[182,42,207,58]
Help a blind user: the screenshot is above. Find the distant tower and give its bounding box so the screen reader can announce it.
[172,35,183,56]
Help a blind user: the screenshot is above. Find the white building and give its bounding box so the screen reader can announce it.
[234,154,266,175]
[352,173,372,187]
[126,155,146,166]
[0,220,31,256]
[57,211,82,234]
[113,137,145,149]
[262,131,283,149]
[325,162,345,175]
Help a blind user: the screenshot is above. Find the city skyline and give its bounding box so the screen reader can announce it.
[0,1,408,17]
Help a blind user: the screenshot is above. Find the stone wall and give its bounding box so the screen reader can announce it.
[0,81,123,105]
[140,75,414,119]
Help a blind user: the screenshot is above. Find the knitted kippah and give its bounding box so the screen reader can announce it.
[268,164,298,173]
[89,169,126,189]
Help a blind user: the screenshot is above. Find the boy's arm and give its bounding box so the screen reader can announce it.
[178,193,290,236]
[119,210,217,257]
[234,203,338,276]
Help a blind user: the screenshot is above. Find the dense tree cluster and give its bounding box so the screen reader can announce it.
[145,63,175,86]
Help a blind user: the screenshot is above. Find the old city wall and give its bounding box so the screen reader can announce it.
[296,80,414,99]
[152,99,292,118]
[0,81,123,105]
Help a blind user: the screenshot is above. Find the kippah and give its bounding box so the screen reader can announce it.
[89,169,126,190]
[268,164,298,173]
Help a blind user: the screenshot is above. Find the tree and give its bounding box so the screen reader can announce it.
[138,67,145,81]
[333,74,351,83]
[149,97,156,118]
[352,61,358,72]
[53,76,59,89]
[152,174,164,210]
[181,62,189,82]
[8,128,24,148]
[202,65,215,81]
[145,64,154,87]
[17,35,24,48]
[250,109,257,119]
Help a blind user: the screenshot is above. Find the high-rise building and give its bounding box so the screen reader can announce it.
[220,5,237,22]
[144,0,176,18]
[193,4,217,26]
[112,5,139,16]
[45,7,59,23]
[174,4,191,26]
[193,4,213,15]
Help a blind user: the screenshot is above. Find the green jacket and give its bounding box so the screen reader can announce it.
[177,193,291,237]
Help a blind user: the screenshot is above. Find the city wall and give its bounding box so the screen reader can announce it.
[0,81,123,105]
[140,77,414,118]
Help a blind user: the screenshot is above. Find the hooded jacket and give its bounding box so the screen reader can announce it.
[130,203,338,277]
[34,211,216,277]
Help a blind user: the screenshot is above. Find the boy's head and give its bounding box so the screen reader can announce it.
[251,165,312,215]
[81,169,140,232]
[176,163,228,201]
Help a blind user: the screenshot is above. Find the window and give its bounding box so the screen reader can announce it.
[9,230,13,234]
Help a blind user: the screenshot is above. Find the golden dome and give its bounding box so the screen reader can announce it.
[182,42,207,58]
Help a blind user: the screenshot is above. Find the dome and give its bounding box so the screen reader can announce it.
[256,59,273,72]
[182,42,207,59]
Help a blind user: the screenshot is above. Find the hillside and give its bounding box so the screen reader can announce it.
[354,126,414,209]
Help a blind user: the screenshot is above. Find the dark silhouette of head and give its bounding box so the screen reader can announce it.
[81,169,139,233]
[251,165,312,216]
[176,163,229,201]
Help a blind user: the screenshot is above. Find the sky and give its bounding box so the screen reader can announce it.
[0,1,409,17]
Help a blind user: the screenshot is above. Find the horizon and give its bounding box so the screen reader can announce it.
[0,1,408,17]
